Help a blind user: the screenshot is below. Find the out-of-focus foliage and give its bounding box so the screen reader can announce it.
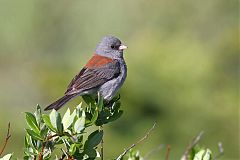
[0,0,238,160]
[122,148,214,160]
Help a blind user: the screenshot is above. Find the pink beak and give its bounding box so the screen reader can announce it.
[119,45,128,50]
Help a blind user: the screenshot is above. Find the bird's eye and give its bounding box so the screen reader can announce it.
[111,45,115,49]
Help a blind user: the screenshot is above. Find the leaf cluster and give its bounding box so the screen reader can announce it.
[23,94,123,160]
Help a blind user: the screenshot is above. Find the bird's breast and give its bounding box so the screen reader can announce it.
[99,59,127,101]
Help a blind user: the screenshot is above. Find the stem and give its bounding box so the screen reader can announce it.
[0,123,11,156]
[143,144,163,160]
[165,145,171,160]
[100,125,104,160]
[116,122,157,160]
[213,142,224,160]
[181,131,204,160]
[38,133,59,160]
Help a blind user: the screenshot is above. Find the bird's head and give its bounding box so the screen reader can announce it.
[95,35,127,59]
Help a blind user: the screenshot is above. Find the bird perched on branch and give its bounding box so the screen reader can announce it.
[44,36,127,111]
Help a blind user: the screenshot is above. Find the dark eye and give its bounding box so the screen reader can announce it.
[111,44,121,50]
[111,45,115,49]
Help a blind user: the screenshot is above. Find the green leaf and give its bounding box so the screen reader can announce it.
[95,109,112,126]
[84,149,97,158]
[49,109,63,134]
[193,149,212,160]
[24,132,32,148]
[128,150,141,159]
[26,136,36,151]
[34,104,42,125]
[74,111,85,133]
[62,108,71,130]
[85,112,92,123]
[97,92,103,111]
[24,147,38,156]
[111,94,121,102]
[108,110,123,122]
[49,109,57,128]
[42,114,57,132]
[62,108,76,130]
[82,95,95,105]
[25,112,40,134]
[74,118,85,133]
[86,108,98,127]
[26,129,43,141]
[40,126,48,138]
[112,101,121,111]
[84,130,103,149]
[76,103,84,117]
[100,109,112,118]
[203,149,212,160]
[23,155,30,160]
[43,149,51,160]
[0,153,13,160]
[194,149,205,160]
[24,136,28,147]
[69,144,77,155]
[71,109,77,119]
[91,108,98,123]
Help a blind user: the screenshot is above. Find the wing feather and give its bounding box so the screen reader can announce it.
[65,60,120,95]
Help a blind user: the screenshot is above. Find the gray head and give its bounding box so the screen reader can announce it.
[95,36,127,59]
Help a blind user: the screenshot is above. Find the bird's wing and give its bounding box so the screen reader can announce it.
[65,57,120,95]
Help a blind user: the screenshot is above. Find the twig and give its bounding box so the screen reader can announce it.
[0,123,11,156]
[100,125,104,160]
[143,144,164,160]
[116,122,157,160]
[181,131,204,160]
[45,133,59,142]
[165,145,171,160]
[38,133,59,160]
[213,142,224,160]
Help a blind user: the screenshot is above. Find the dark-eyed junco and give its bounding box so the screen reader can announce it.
[44,36,127,111]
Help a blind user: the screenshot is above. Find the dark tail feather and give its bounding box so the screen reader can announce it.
[44,94,75,111]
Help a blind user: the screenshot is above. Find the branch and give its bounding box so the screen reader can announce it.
[165,145,171,160]
[143,144,164,160]
[38,133,59,160]
[100,125,104,160]
[181,131,204,160]
[0,123,11,156]
[116,122,157,160]
[213,142,224,160]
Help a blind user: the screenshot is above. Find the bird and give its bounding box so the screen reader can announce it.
[44,36,127,111]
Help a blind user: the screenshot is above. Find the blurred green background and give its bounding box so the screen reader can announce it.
[0,0,238,159]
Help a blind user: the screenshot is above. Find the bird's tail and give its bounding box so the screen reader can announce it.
[44,94,76,111]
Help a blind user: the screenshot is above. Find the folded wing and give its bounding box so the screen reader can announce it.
[65,56,120,95]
